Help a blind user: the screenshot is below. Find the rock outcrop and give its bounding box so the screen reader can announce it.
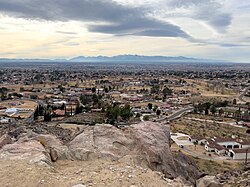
[197,164,250,187]
[174,152,200,184]
[68,122,177,178]
[0,121,200,184]
[0,139,51,165]
[0,134,13,148]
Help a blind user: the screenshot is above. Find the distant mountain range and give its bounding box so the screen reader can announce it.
[0,55,229,63]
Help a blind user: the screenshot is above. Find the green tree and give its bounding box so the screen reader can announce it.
[80,94,90,105]
[151,85,160,94]
[162,87,172,96]
[156,109,161,118]
[218,108,224,116]
[92,94,99,105]
[44,110,52,122]
[106,104,120,125]
[143,115,149,121]
[153,105,158,112]
[75,101,83,114]
[91,87,96,93]
[148,103,153,110]
[210,105,217,115]
[120,103,132,121]
[233,99,237,105]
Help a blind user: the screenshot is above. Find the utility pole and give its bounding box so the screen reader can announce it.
[245,148,249,165]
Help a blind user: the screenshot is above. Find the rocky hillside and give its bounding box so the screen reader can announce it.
[0,121,200,186]
[197,163,250,187]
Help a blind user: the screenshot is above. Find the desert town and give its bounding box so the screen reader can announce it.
[0,62,250,186]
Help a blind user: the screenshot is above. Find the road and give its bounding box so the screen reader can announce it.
[238,86,250,103]
[182,146,230,161]
[157,106,193,122]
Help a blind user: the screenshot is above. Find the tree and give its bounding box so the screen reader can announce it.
[148,103,153,110]
[210,105,217,115]
[34,106,39,120]
[151,85,160,94]
[30,94,38,100]
[156,109,161,118]
[104,87,109,93]
[120,103,132,121]
[75,101,83,114]
[91,87,96,93]
[162,87,172,96]
[80,94,90,105]
[143,115,149,121]
[44,110,52,122]
[58,85,65,92]
[233,99,237,105]
[106,104,120,125]
[203,102,211,115]
[153,105,158,112]
[218,108,224,116]
[92,94,99,105]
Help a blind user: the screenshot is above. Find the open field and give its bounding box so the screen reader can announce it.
[184,79,238,98]
[170,116,249,141]
[0,100,37,119]
[186,113,234,122]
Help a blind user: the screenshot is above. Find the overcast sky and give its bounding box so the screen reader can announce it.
[0,0,249,62]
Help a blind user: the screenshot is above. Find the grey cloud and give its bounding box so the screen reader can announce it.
[56,31,78,35]
[189,37,250,48]
[167,0,203,8]
[89,16,189,38]
[167,0,232,33]
[0,0,189,38]
[209,13,232,32]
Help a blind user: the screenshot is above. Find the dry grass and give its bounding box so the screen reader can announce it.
[194,158,244,175]
[170,118,249,141]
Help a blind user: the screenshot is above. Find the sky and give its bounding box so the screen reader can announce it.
[0,0,250,62]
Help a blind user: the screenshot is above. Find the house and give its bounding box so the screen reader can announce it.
[214,144,226,155]
[237,141,250,149]
[0,117,12,124]
[213,137,241,149]
[205,141,218,152]
[228,149,250,160]
[189,136,207,145]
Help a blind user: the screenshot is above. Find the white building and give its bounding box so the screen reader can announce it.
[228,149,250,160]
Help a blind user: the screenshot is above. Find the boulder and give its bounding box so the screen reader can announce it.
[17,132,72,160]
[69,122,177,178]
[0,134,13,149]
[33,134,71,160]
[49,147,58,162]
[196,176,221,187]
[0,139,51,165]
[174,152,200,184]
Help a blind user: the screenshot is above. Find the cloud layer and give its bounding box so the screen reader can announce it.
[0,0,189,38]
[0,0,250,62]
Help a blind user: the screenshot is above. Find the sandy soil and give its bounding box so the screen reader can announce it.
[0,156,184,187]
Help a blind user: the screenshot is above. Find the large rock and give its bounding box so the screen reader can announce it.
[0,139,51,165]
[196,176,221,187]
[0,134,13,149]
[174,152,200,184]
[68,122,177,178]
[17,131,72,161]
